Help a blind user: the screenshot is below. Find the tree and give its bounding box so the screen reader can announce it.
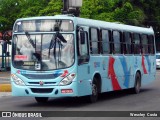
[0,0,160,34]
[113,2,145,26]
[80,0,117,21]
[80,0,145,26]
[0,0,21,31]
[39,0,62,16]
[19,0,49,17]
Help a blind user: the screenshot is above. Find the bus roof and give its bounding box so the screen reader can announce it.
[76,18,154,34]
[15,15,154,34]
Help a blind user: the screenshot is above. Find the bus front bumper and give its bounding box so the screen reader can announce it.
[11,81,78,98]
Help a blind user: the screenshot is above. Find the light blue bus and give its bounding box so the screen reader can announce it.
[11,15,156,103]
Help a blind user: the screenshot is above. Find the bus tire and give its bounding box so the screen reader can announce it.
[35,97,48,103]
[88,77,98,103]
[131,72,141,94]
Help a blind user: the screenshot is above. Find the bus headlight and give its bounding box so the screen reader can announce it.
[11,74,25,86]
[59,73,76,86]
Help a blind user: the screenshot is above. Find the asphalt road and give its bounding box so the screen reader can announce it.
[0,71,10,84]
[0,71,160,120]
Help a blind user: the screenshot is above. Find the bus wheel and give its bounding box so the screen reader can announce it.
[35,97,48,103]
[132,72,141,94]
[89,78,98,103]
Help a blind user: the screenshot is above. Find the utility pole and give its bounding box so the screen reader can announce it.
[62,0,69,14]
[62,0,82,17]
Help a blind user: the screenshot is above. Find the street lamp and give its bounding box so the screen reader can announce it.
[62,0,83,17]
[69,0,82,7]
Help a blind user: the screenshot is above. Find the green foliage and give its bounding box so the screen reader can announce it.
[18,0,49,17]
[0,0,160,32]
[39,0,62,16]
[0,0,21,31]
[0,16,10,31]
[80,0,145,26]
[80,0,117,21]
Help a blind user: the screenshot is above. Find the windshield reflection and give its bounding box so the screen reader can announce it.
[13,33,74,70]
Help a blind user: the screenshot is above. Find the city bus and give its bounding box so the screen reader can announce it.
[11,15,156,103]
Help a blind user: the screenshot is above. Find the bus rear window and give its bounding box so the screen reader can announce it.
[14,19,74,32]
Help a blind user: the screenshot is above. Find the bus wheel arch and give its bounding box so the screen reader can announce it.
[94,73,102,94]
[88,73,102,103]
[132,70,141,94]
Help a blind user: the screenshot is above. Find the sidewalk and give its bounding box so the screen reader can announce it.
[0,71,11,92]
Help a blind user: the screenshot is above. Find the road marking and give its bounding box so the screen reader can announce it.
[0,92,11,98]
[0,77,10,80]
[0,77,10,84]
[0,81,10,83]
[0,84,11,92]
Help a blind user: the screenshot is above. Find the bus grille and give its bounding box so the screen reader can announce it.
[31,88,53,93]
[28,82,56,85]
[22,74,61,79]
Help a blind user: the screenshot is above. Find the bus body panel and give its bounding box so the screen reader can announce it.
[77,55,156,96]
[11,65,79,97]
[11,81,78,97]
[77,62,92,96]
[141,55,156,86]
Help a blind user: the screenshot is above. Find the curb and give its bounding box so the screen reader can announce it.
[0,84,11,92]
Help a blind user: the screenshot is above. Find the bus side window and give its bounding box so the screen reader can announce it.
[133,33,141,54]
[78,30,89,65]
[89,28,100,54]
[113,31,121,54]
[124,32,132,54]
[101,30,110,54]
[79,32,88,56]
[148,35,155,54]
[141,34,149,54]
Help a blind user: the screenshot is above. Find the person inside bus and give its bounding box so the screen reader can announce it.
[17,35,35,60]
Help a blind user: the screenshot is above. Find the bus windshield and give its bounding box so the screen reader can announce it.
[12,33,74,70]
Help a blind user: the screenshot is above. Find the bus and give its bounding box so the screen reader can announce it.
[11,15,156,103]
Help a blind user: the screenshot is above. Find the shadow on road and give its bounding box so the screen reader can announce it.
[97,88,155,102]
[20,88,155,108]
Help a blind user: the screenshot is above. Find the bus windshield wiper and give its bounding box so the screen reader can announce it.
[25,31,36,48]
[25,32,41,61]
[48,32,67,68]
[33,36,41,61]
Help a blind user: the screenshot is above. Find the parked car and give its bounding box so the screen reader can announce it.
[156,53,160,69]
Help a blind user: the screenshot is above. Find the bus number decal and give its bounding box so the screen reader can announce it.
[94,62,100,68]
[23,61,35,66]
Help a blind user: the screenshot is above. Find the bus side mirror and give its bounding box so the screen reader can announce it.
[80,31,85,44]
